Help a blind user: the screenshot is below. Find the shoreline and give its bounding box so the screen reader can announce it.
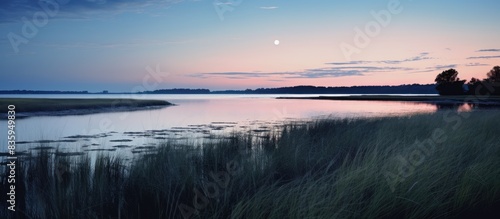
[0,98,174,119]
[277,95,500,105]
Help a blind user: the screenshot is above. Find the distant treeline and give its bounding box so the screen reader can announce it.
[141,88,211,94]
[1,85,438,95]
[0,90,89,94]
[211,84,437,94]
[141,84,437,94]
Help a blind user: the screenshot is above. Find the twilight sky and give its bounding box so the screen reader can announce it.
[1,0,500,92]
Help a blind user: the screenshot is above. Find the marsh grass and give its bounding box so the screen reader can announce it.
[1,110,500,218]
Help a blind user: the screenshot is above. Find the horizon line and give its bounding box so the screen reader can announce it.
[0,83,437,94]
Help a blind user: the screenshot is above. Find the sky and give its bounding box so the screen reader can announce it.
[1,0,500,92]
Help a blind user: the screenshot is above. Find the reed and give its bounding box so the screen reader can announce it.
[2,110,499,218]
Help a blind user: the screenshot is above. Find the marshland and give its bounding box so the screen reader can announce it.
[1,106,500,218]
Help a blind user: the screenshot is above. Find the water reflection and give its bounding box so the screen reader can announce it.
[2,94,498,158]
[431,102,500,112]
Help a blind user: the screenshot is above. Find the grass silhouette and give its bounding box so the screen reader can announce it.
[2,110,500,218]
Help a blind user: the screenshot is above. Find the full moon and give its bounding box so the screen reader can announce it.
[274,40,280,46]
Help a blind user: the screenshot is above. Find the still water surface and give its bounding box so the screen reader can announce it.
[0,94,444,157]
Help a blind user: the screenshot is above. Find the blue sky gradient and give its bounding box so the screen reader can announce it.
[1,0,499,92]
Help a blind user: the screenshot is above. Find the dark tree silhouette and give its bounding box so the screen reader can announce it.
[486,66,500,82]
[466,77,482,95]
[469,77,481,85]
[435,69,459,84]
[484,66,500,95]
[435,69,466,95]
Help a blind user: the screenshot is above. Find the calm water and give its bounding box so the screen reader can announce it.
[1,94,444,157]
